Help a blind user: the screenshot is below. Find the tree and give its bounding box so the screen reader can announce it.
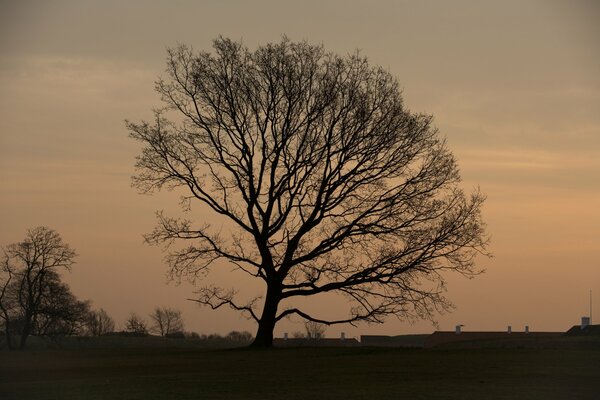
[0,227,77,349]
[0,252,16,349]
[32,271,90,336]
[128,37,488,347]
[86,308,116,336]
[304,321,326,340]
[291,331,305,339]
[125,313,148,335]
[226,330,253,344]
[1,270,89,347]
[149,307,184,336]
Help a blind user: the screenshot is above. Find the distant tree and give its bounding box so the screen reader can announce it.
[206,333,223,341]
[165,330,185,339]
[1,271,89,343]
[304,321,326,339]
[125,313,148,335]
[291,331,306,339]
[0,252,16,349]
[226,330,253,343]
[86,308,116,336]
[185,331,201,339]
[32,271,90,336]
[128,37,488,347]
[0,227,77,349]
[149,307,184,337]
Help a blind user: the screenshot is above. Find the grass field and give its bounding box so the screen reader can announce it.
[1,342,599,399]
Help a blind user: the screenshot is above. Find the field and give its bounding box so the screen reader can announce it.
[1,339,599,400]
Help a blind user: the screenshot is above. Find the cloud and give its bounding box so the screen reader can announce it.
[457,146,600,193]
[460,148,600,171]
[0,56,157,166]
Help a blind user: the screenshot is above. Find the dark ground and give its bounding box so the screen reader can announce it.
[1,339,599,399]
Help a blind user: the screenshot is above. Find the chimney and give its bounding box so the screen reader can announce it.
[455,325,462,334]
[581,316,590,330]
[525,326,529,334]
[284,332,288,340]
[340,332,345,340]
[507,326,512,334]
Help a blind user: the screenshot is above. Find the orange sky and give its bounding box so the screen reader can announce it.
[1,0,599,338]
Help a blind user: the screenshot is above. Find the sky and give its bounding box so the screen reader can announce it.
[1,0,599,339]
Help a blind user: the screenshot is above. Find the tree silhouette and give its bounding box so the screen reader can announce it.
[149,307,184,337]
[124,313,148,335]
[86,308,115,336]
[128,37,488,347]
[304,321,326,339]
[32,271,90,337]
[0,227,77,349]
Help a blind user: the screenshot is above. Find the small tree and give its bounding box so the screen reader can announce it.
[304,321,326,340]
[226,330,253,344]
[125,313,148,335]
[86,308,115,336]
[128,37,488,347]
[149,307,184,337]
[186,331,201,339]
[0,227,77,349]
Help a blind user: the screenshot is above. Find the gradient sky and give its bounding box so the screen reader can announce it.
[1,0,599,338]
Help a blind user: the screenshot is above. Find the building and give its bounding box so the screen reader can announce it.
[273,337,360,347]
[273,318,598,348]
[360,334,428,348]
[424,330,561,348]
[564,316,600,336]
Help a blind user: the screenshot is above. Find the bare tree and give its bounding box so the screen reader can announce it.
[149,307,184,336]
[33,271,90,336]
[304,321,326,340]
[226,330,253,344]
[128,37,488,347]
[125,313,148,335]
[0,252,17,349]
[86,308,116,336]
[0,227,77,349]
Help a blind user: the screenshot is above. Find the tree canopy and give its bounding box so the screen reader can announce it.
[1,227,82,349]
[128,37,488,347]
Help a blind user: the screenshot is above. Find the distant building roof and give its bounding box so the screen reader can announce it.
[360,334,428,348]
[274,324,598,348]
[564,324,600,336]
[273,337,360,347]
[424,331,561,348]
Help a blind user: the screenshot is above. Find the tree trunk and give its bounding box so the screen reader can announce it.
[250,285,280,348]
